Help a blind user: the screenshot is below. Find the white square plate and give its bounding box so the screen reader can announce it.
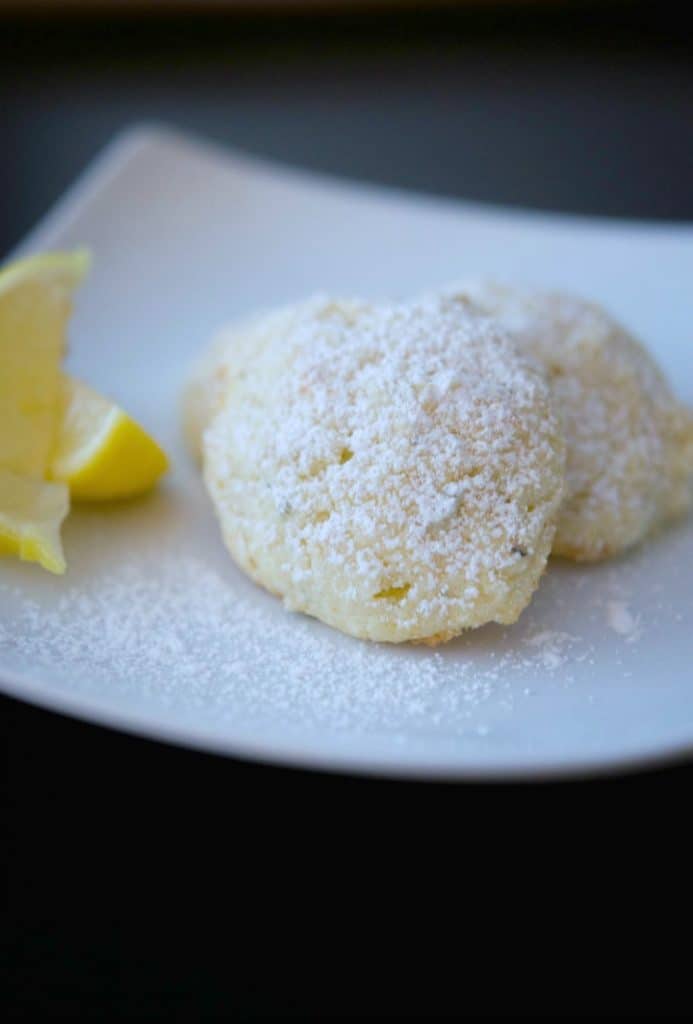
[1,125,692,779]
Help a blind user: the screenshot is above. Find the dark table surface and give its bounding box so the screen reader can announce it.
[2,4,692,1016]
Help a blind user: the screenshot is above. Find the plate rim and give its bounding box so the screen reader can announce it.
[10,121,693,268]
[2,660,693,781]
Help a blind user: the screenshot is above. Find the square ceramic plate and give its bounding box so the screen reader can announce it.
[1,125,692,779]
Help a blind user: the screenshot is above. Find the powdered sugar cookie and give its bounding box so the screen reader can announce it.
[191,295,565,644]
[436,280,693,561]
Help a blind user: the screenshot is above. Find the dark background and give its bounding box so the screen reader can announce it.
[2,3,692,1017]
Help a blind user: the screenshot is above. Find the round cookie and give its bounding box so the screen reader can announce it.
[436,280,693,561]
[194,294,565,644]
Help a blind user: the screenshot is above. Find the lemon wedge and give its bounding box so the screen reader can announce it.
[50,376,169,501]
[0,469,69,574]
[0,248,168,575]
[0,250,90,478]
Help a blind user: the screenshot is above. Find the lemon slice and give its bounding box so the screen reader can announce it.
[50,376,169,501]
[0,469,69,574]
[0,250,90,478]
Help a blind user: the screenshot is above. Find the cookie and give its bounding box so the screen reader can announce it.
[189,295,565,643]
[437,280,693,560]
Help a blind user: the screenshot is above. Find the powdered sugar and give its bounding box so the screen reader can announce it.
[606,600,641,642]
[524,630,579,670]
[0,556,500,733]
[0,542,661,742]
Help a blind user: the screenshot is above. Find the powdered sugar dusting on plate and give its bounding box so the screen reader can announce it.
[524,630,580,670]
[606,600,641,642]
[0,541,664,741]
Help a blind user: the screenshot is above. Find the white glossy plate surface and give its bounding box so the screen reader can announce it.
[1,125,692,779]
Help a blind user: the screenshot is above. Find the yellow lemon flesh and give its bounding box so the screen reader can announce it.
[0,469,69,574]
[50,376,169,501]
[0,250,90,478]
